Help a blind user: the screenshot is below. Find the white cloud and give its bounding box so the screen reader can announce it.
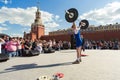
[79,1,120,25]
[11,33,23,37]
[0,7,35,26]
[41,11,54,23]
[55,15,60,20]
[22,27,31,33]
[0,6,60,34]
[0,23,7,26]
[45,22,59,28]
[44,22,59,35]
[0,27,8,32]
[41,11,60,28]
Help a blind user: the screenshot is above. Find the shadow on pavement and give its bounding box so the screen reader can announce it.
[0,62,73,74]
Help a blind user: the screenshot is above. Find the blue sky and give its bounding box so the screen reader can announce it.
[0,0,120,37]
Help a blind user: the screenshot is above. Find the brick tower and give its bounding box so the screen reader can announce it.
[31,7,45,41]
[24,6,45,41]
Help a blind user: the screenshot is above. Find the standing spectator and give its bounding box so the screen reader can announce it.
[48,40,53,49]
[68,41,71,49]
[59,40,63,50]
[6,38,19,58]
[17,38,22,56]
[0,38,5,54]
[52,39,56,49]
[32,39,38,50]
[1,36,9,54]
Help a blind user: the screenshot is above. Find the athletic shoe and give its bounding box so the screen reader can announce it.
[72,60,80,64]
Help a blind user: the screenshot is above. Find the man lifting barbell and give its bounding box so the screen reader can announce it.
[65,8,89,64]
[71,22,82,64]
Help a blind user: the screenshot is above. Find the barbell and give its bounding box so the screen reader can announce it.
[65,8,89,29]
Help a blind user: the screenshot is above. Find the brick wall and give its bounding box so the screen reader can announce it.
[37,26,45,39]
[40,30,120,49]
[82,30,120,41]
[40,34,72,42]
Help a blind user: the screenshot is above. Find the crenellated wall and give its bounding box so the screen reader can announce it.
[40,34,71,42]
[82,30,120,41]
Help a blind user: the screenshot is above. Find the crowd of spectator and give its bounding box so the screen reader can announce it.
[84,40,120,50]
[1,35,120,59]
[0,36,71,58]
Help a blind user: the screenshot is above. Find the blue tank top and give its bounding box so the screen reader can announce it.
[74,30,82,47]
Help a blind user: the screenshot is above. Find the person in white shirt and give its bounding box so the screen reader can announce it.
[0,38,5,54]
